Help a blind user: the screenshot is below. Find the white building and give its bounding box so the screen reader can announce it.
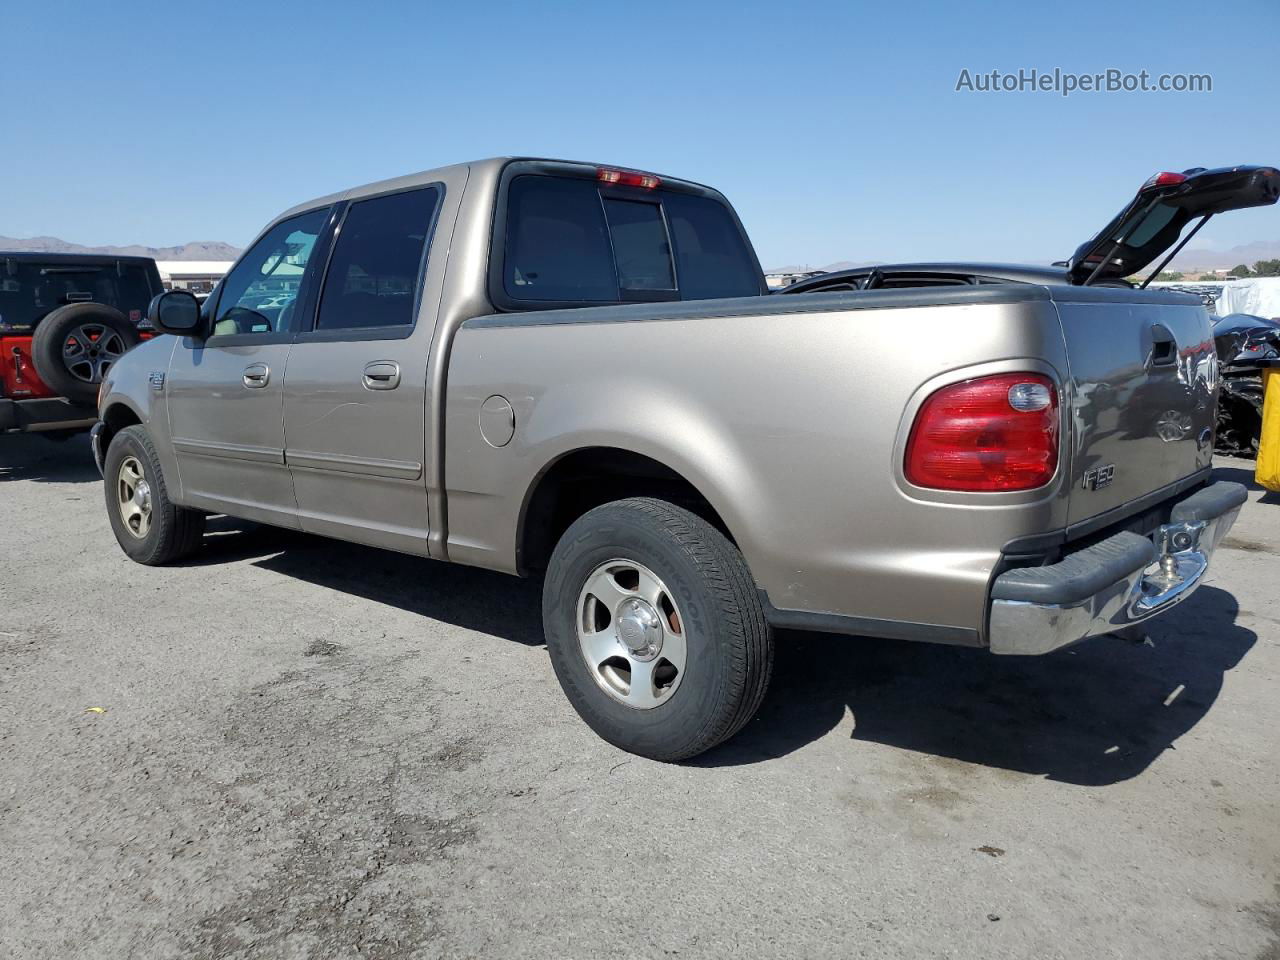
[156,260,234,295]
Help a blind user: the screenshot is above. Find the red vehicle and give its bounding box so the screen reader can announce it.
[0,253,162,436]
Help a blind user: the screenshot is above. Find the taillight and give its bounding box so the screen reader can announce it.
[905,373,1059,492]
[597,167,661,189]
[1142,171,1189,190]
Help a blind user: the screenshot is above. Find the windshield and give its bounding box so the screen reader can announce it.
[0,262,156,330]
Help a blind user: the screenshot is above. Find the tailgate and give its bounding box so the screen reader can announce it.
[1055,290,1216,526]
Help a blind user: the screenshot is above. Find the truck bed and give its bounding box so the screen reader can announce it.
[445,283,1215,644]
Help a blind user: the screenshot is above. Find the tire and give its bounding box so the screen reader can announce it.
[31,304,140,403]
[103,425,205,565]
[542,497,773,762]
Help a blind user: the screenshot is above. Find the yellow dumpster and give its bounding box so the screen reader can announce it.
[1256,360,1280,492]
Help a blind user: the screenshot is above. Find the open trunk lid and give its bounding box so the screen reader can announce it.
[1056,289,1217,527]
[1066,165,1280,285]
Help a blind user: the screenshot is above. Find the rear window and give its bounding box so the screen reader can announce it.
[0,261,156,330]
[501,175,760,305]
[1115,202,1179,248]
[603,198,676,292]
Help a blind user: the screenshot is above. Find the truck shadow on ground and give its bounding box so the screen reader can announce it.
[238,526,546,647]
[1212,463,1263,490]
[700,585,1255,785]
[1211,462,1280,505]
[214,519,1255,786]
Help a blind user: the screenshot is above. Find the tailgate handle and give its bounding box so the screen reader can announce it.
[1150,324,1177,367]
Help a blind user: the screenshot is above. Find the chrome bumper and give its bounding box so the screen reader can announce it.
[988,481,1246,655]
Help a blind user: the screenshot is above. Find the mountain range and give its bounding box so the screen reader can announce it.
[0,235,242,261]
[763,260,870,275]
[1167,239,1280,271]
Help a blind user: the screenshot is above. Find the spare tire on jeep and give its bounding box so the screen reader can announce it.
[30,303,141,404]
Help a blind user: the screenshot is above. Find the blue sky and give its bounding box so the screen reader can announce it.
[2,0,1277,268]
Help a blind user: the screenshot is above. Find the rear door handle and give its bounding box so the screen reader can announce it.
[1150,324,1178,367]
[362,360,400,390]
[242,363,270,388]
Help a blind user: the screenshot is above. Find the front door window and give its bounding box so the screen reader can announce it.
[212,208,329,337]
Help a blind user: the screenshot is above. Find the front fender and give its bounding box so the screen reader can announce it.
[97,337,181,497]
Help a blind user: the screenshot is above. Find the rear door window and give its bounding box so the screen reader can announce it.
[500,175,760,305]
[315,186,441,332]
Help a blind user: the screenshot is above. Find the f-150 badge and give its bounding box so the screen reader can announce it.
[1082,464,1115,491]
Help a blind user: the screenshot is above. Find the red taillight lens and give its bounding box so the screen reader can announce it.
[1142,171,1189,190]
[905,373,1059,492]
[597,167,662,189]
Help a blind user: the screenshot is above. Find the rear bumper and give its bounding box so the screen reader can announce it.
[988,481,1247,655]
[0,396,97,434]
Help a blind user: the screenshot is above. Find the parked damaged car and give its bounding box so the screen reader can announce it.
[1212,312,1280,456]
[781,165,1280,457]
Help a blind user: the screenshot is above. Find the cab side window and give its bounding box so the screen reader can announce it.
[314,187,440,332]
[212,208,329,337]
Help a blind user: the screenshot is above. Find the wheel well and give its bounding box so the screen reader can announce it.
[519,448,734,574]
[99,403,142,452]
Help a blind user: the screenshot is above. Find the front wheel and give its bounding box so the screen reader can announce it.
[542,497,773,762]
[103,425,205,565]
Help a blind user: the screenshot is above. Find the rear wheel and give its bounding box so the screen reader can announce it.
[31,304,140,403]
[103,425,204,565]
[542,497,773,761]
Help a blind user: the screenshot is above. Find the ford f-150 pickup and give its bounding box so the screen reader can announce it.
[94,157,1249,760]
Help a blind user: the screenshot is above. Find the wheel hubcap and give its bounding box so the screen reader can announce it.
[576,559,687,710]
[116,456,153,539]
[133,479,152,511]
[617,597,663,661]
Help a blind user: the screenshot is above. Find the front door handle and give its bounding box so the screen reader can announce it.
[363,360,401,391]
[242,363,270,388]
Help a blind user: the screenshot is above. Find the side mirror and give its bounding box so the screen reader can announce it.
[148,290,204,337]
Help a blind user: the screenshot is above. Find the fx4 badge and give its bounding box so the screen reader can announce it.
[1082,464,1115,491]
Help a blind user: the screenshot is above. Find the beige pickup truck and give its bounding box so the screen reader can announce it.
[94,157,1255,760]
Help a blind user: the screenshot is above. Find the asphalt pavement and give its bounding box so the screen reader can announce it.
[2,433,1277,959]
